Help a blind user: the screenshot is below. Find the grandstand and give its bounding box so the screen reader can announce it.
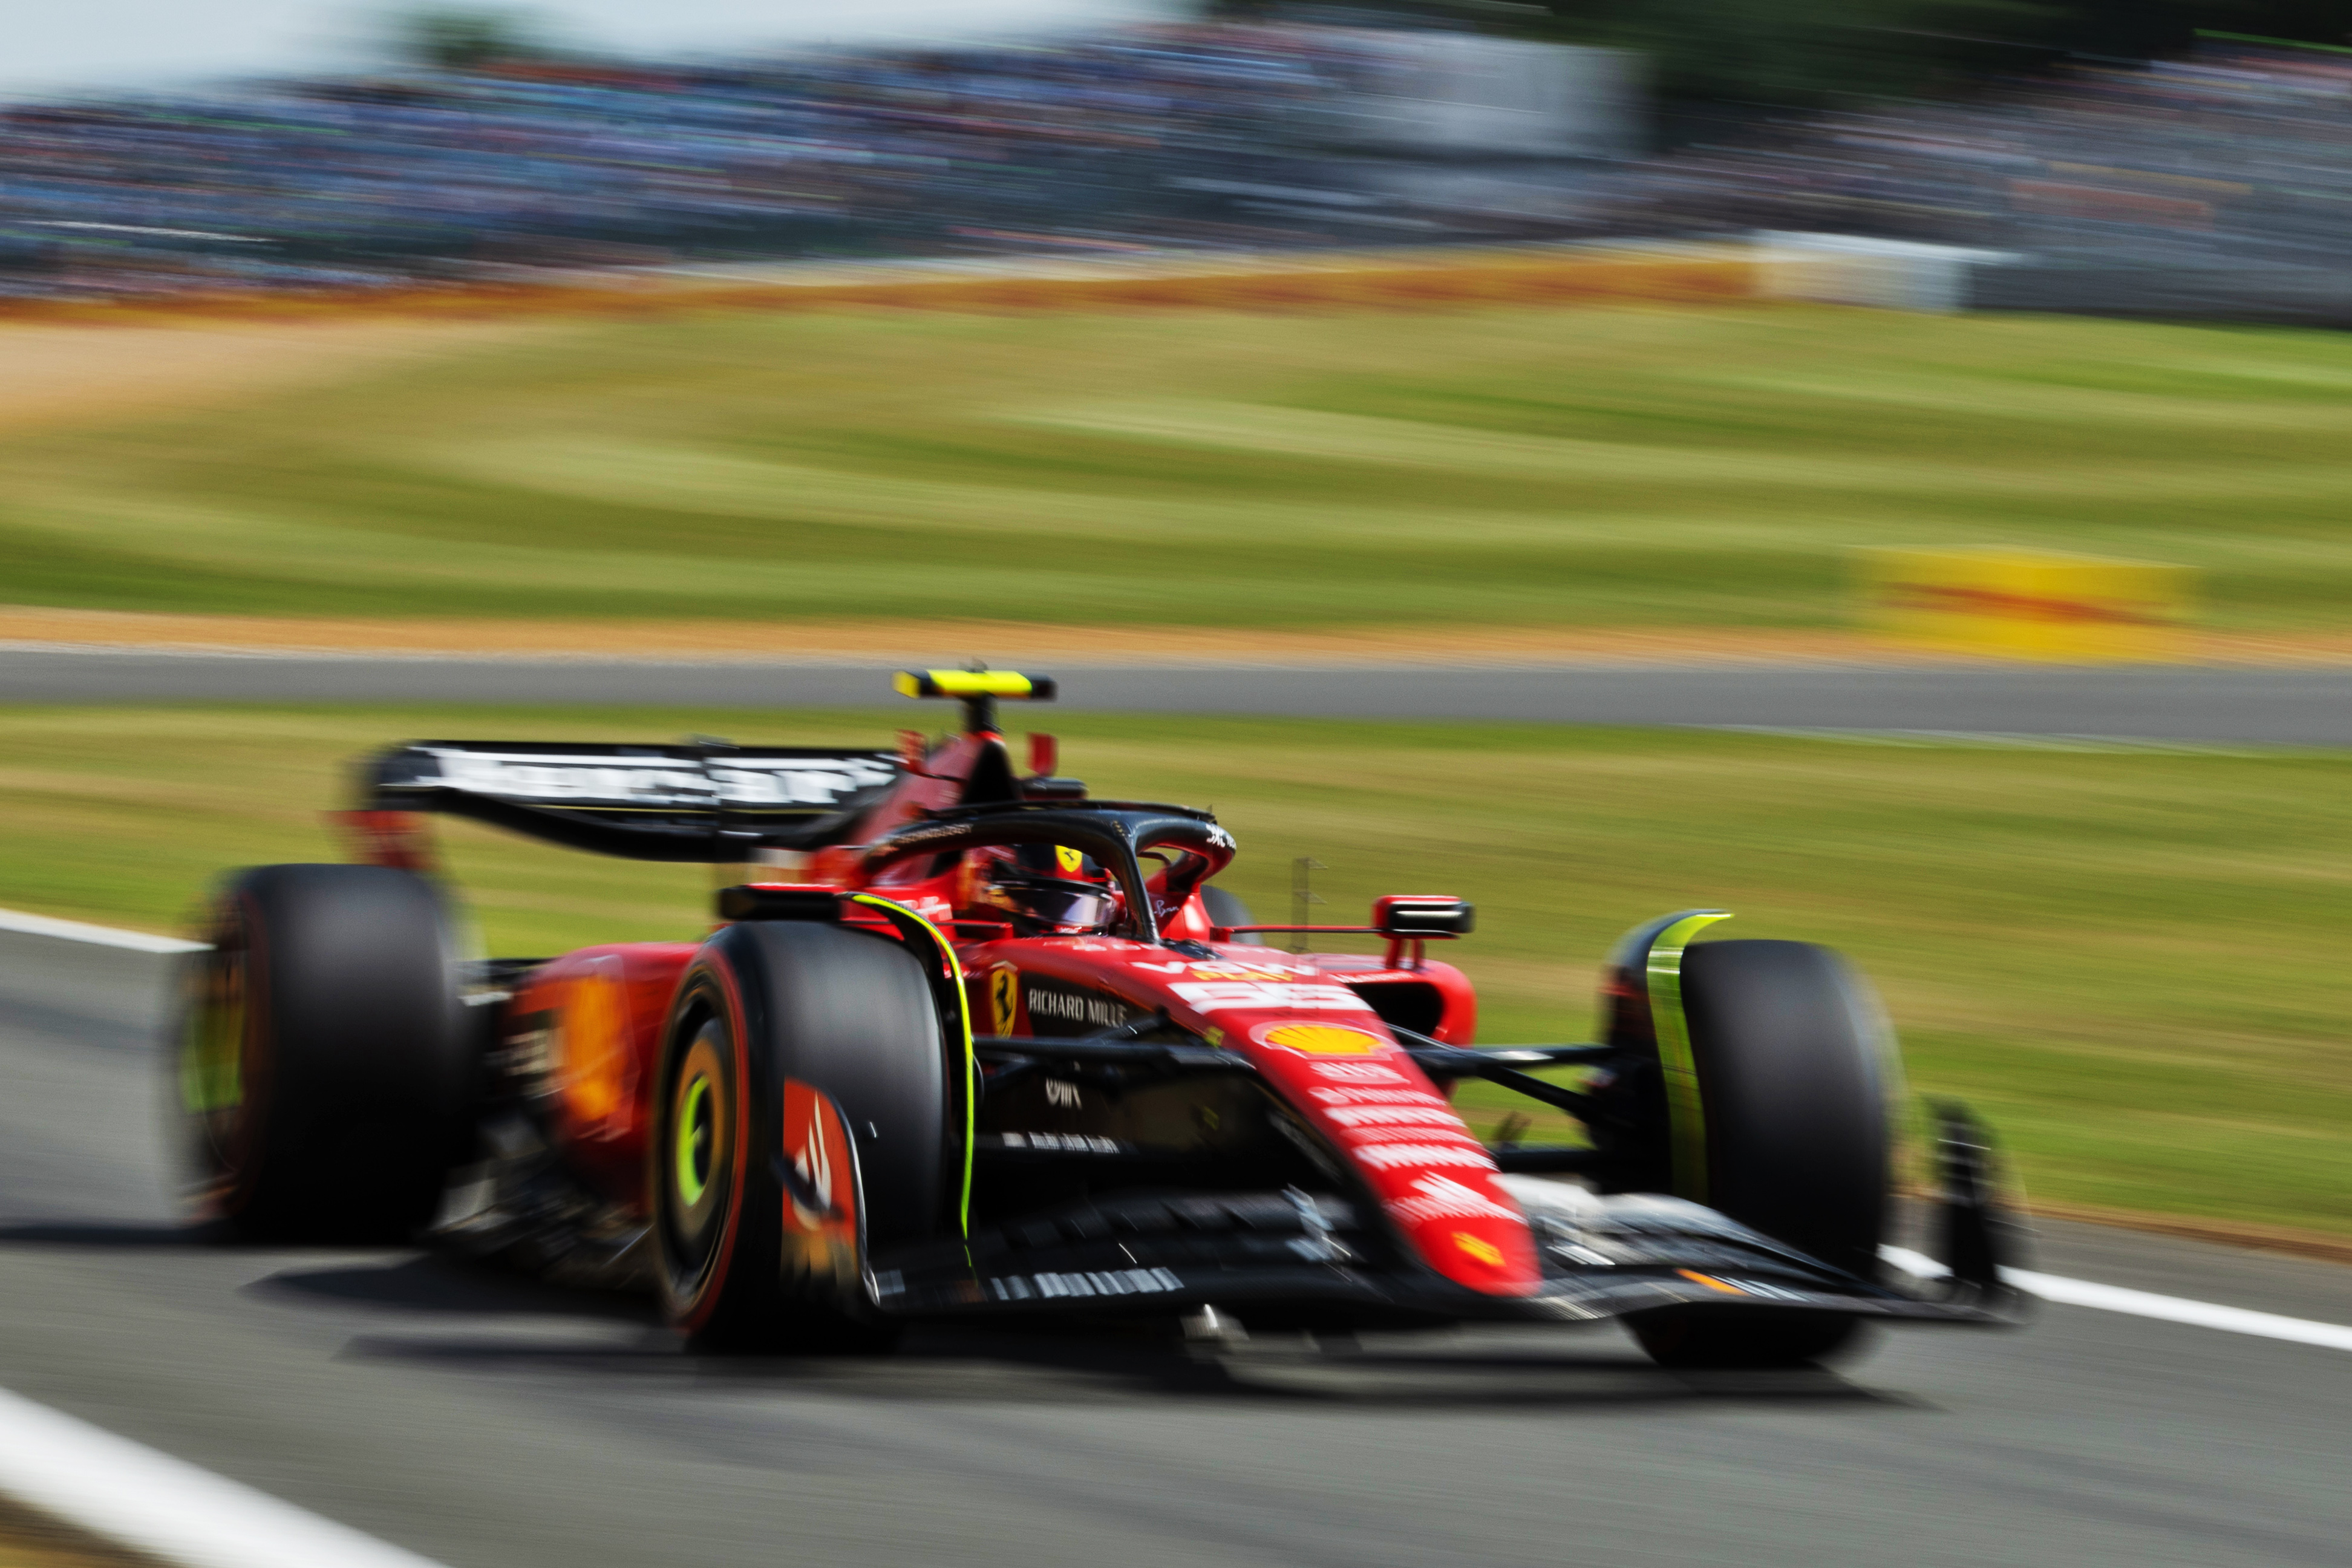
[4,25,2352,321]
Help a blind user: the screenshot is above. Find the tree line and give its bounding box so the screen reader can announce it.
[1529,1,2352,108]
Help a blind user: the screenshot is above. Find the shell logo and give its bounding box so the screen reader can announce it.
[1254,1022,1386,1056]
[1454,1232,1506,1268]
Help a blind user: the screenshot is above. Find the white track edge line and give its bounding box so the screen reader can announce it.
[0,1385,449,1568]
[0,907,204,953]
[1881,1245,2352,1352]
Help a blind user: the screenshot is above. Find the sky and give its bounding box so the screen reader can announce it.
[5,1,1180,96]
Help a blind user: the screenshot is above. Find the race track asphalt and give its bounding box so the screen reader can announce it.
[3,648,2351,744]
[2,927,2348,1568]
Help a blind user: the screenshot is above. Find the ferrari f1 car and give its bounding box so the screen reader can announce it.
[172,670,2020,1367]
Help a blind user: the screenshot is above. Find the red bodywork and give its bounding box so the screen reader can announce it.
[405,727,1538,1298]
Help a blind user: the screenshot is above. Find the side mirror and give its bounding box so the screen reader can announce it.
[1372,895,1475,938]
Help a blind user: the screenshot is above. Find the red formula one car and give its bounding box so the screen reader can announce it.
[173,671,2017,1367]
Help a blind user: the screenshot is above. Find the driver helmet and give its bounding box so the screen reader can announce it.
[970,843,1118,935]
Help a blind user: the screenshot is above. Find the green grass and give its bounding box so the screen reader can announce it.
[4,703,2346,1238]
[11,305,2352,629]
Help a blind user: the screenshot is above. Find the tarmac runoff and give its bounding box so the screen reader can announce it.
[0,1387,448,1568]
[4,912,2352,1568]
[4,647,2352,746]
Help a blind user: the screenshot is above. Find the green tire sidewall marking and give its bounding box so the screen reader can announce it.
[849,895,977,1239]
[179,958,244,1116]
[1645,912,1731,1204]
[676,1075,713,1207]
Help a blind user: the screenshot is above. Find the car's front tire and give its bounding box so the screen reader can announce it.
[1627,938,1890,1370]
[655,920,947,1353]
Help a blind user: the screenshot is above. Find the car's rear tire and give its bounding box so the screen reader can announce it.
[655,920,947,1353]
[1629,939,1890,1370]
[1201,885,1264,946]
[174,864,474,1243]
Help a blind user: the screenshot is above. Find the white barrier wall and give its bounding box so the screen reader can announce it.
[1321,34,1642,160]
[1752,232,2016,313]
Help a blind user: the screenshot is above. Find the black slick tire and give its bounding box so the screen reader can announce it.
[654,920,947,1354]
[1631,939,1890,1370]
[174,863,473,1243]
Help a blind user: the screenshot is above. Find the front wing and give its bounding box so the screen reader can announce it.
[867,1181,2020,1330]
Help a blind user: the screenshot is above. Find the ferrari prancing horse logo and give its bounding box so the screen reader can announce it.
[989,965,1019,1036]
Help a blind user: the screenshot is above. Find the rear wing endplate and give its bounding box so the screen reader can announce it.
[362,741,901,862]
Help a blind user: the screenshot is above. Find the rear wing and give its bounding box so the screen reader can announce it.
[361,741,901,862]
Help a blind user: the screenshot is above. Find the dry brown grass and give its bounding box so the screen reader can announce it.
[4,607,2351,665]
[0,1497,150,1568]
[11,303,2352,637]
[0,318,535,435]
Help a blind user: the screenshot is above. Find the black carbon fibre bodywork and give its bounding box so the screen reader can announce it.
[864,1181,2019,1331]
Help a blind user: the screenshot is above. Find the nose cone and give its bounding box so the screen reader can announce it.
[1241,1016,1540,1296]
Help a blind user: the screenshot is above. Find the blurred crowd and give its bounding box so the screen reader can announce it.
[1619,47,2352,269]
[0,25,1396,298]
[6,25,2352,301]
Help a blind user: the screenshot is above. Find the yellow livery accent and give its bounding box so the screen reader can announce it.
[1256,1023,1385,1056]
[988,965,1019,1037]
[849,893,978,1236]
[1647,911,1732,1204]
[555,968,632,1127]
[1677,1269,1748,1295]
[1454,1232,1506,1268]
